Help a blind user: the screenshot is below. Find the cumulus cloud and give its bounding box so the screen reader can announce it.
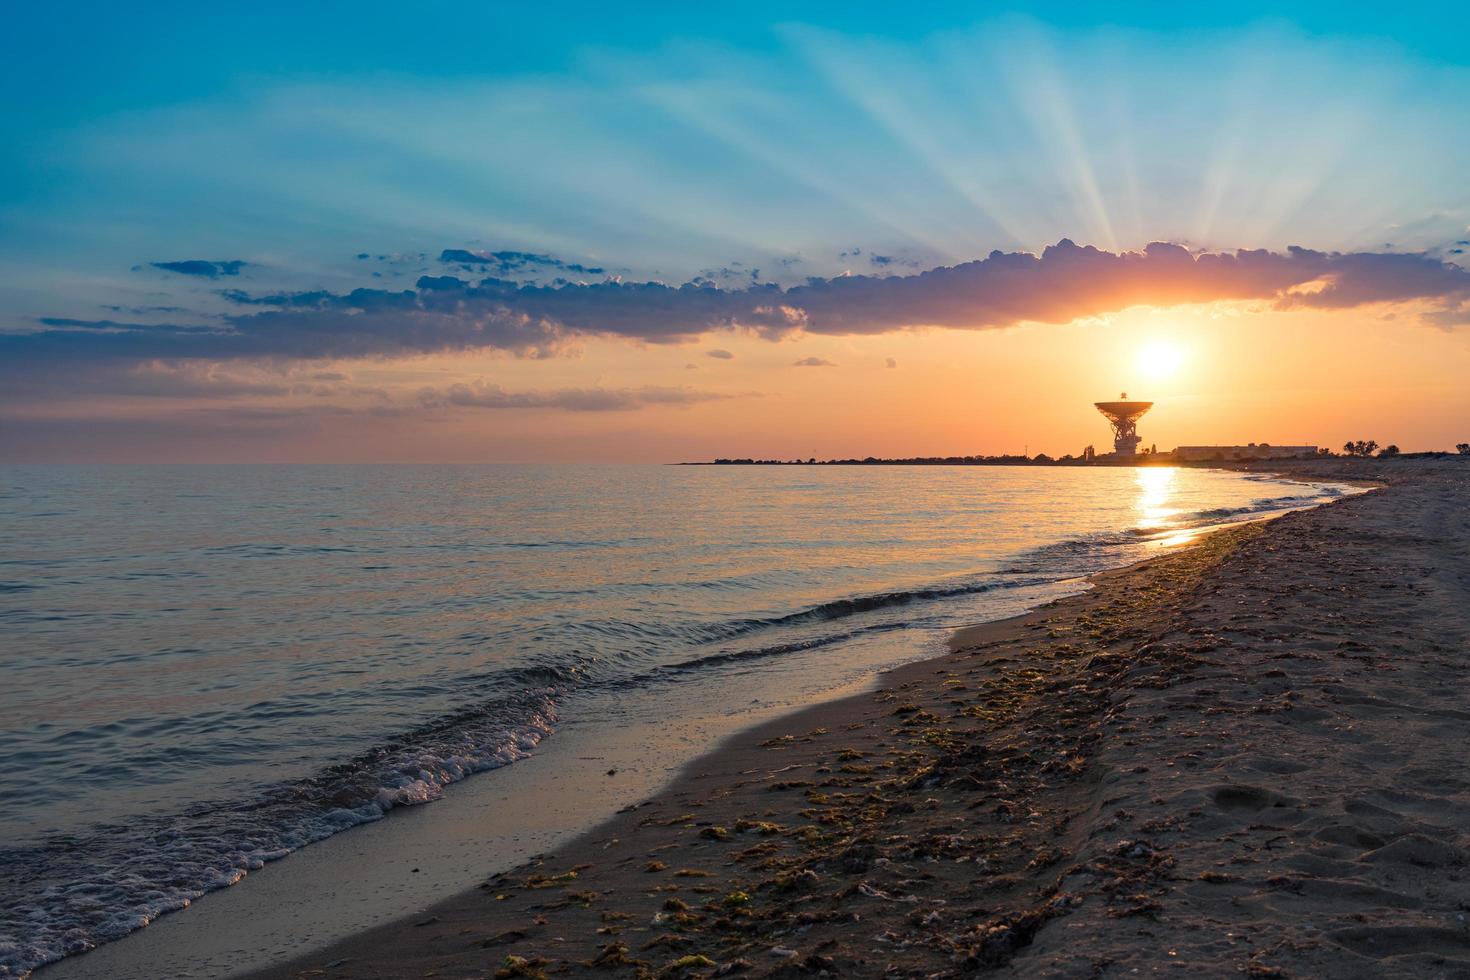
[149,260,248,278]
[416,381,748,412]
[793,356,837,367]
[10,241,1470,371]
[706,348,735,359]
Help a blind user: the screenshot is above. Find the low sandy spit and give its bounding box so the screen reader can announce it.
[228,456,1468,978]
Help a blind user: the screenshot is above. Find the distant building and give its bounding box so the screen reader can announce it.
[1173,443,1318,462]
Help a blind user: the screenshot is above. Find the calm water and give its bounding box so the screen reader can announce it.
[0,464,1351,976]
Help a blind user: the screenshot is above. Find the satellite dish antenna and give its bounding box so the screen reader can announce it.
[1094,392,1153,456]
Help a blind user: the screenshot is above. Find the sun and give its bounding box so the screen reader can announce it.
[1136,340,1185,381]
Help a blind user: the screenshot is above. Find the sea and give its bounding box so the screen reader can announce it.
[0,463,1354,976]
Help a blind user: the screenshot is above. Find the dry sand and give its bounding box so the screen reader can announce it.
[225,457,1470,977]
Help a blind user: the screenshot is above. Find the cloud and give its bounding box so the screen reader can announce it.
[1423,306,1470,329]
[102,304,187,315]
[416,381,748,412]
[706,348,735,359]
[149,260,248,278]
[0,359,386,405]
[793,356,837,367]
[438,248,604,277]
[10,241,1470,372]
[104,363,295,398]
[885,357,898,368]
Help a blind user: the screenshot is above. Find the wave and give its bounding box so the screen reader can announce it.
[0,690,557,979]
[1003,486,1344,575]
[679,575,1052,647]
[1182,490,1334,524]
[650,622,909,677]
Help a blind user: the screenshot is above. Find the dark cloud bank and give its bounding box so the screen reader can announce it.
[12,241,1470,368]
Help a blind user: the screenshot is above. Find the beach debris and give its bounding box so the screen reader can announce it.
[1112,839,1156,860]
[646,860,668,872]
[662,953,717,974]
[494,954,549,979]
[956,896,1075,968]
[769,868,821,893]
[768,780,813,791]
[651,813,697,826]
[1197,870,1239,884]
[642,933,693,950]
[524,868,582,888]
[479,928,529,948]
[588,941,632,967]
[699,826,731,841]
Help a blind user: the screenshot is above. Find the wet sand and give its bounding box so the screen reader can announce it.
[221,455,1469,979]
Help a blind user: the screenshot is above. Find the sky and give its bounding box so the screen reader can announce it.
[2,2,1468,462]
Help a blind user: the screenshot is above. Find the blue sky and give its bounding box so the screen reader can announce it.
[1,4,1468,460]
[4,5,1467,302]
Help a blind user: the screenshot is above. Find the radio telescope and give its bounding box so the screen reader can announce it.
[1095,393,1153,456]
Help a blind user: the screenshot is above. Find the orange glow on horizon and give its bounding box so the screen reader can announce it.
[12,299,1469,463]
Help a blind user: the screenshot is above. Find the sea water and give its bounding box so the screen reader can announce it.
[0,464,1351,976]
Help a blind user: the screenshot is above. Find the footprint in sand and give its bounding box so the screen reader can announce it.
[1211,784,1300,813]
[1312,824,1387,849]
[1328,925,1470,959]
[1359,834,1468,868]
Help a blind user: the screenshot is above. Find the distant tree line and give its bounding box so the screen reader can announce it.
[1328,440,1469,458]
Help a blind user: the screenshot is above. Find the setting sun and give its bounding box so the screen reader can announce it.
[1136,340,1186,381]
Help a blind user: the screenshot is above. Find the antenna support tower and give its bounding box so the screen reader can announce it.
[1094,393,1153,456]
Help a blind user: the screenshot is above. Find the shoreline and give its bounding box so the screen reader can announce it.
[29,462,1391,979]
[237,457,1470,978]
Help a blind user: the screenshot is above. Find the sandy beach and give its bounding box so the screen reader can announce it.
[203,455,1465,979]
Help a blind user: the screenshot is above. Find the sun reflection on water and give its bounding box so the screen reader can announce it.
[1135,467,1178,529]
[1134,467,1203,548]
